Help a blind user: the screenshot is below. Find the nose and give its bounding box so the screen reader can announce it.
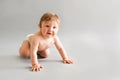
[49,27,53,32]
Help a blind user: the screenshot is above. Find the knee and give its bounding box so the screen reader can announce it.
[43,52,49,58]
[19,47,29,58]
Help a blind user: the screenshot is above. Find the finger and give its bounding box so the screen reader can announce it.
[31,68,34,71]
[36,66,42,71]
[38,67,40,71]
[66,61,70,64]
[63,61,66,64]
[67,60,73,64]
[31,68,35,71]
[40,66,43,68]
[35,68,38,72]
[70,60,73,63]
[63,60,66,63]
[67,60,72,64]
[71,61,73,64]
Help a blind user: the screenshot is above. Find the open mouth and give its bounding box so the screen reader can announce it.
[47,32,52,35]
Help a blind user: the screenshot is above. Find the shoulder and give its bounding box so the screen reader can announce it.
[28,34,40,44]
[53,35,59,41]
[53,35,61,44]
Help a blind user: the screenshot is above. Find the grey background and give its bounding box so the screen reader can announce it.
[0,0,120,80]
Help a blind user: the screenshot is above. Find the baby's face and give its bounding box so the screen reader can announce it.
[40,20,59,38]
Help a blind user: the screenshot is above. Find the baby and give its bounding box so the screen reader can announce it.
[19,12,73,72]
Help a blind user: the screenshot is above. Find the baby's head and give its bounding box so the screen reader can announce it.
[39,12,60,38]
[39,12,60,28]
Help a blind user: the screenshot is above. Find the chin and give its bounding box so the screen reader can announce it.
[46,35,53,38]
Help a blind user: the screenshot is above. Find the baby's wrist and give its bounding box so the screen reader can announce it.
[32,63,38,66]
[32,64,36,66]
[63,58,68,61]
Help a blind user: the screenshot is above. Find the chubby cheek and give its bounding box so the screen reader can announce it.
[43,28,48,33]
[52,33,56,36]
[41,29,47,35]
[53,30,58,35]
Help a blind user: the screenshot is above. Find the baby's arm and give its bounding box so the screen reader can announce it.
[54,36,73,64]
[29,38,42,71]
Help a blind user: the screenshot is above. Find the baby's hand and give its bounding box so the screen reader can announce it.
[31,64,43,72]
[63,59,73,64]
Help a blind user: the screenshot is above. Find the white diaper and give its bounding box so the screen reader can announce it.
[25,34,34,40]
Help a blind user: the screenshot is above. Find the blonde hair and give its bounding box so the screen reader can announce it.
[39,12,60,28]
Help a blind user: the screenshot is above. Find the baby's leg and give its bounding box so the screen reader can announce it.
[37,49,50,58]
[19,40,30,58]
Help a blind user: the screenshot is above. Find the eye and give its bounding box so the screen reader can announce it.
[46,25,50,28]
[53,26,56,29]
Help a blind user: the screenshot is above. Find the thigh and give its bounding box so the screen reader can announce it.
[37,49,50,58]
[19,40,30,58]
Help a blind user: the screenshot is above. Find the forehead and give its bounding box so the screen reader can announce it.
[42,20,59,26]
